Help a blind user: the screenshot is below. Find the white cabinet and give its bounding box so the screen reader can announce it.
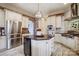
[64,9,71,19]
[22,16,29,28]
[5,9,22,21]
[56,16,62,28]
[0,9,5,27]
[31,39,52,56]
[47,16,63,28]
[47,16,56,27]
[0,36,6,50]
[31,40,39,56]
[55,34,77,50]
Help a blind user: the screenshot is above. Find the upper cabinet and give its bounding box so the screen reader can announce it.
[47,15,64,29]
[47,16,56,27]
[56,15,62,28]
[22,16,29,28]
[64,8,72,20]
[5,9,22,22]
[0,9,5,27]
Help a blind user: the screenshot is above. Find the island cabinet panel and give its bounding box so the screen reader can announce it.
[31,40,52,56]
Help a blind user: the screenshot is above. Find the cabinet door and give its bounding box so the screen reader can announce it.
[47,16,56,27]
[51,16,56,27]
[56,16,62,28]
[64,9,71,19]
[0,36,6,50]
[38,41,48,56]
[31,40,51,56]
[22,16,29,28]
[46,40,51,56]
[31,40,46,56]
[31,40,38,56]
[0,9,5,27]
[31,40,41,56]
[37,40,51,56]
[5,10,22,21]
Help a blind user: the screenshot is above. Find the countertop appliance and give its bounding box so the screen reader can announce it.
[47,25,55,38]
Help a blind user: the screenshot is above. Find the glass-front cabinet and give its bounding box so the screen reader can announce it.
[64,18,79,32]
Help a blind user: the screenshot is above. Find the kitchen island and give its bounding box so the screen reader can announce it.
[23,34,54,56]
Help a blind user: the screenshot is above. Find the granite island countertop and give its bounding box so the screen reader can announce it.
[22,34,51,40]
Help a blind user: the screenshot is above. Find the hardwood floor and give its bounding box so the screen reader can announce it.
[0,45,24,56]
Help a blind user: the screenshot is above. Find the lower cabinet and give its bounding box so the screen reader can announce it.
[31,40,51,56]
[0,36,6,50]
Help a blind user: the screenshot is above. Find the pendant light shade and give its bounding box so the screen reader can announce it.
[35,11,42,18]
[35,3,42,19]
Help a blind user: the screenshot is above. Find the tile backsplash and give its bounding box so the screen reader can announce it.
[70,19,79,32]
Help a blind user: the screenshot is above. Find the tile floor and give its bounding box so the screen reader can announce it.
[0,45,24,56]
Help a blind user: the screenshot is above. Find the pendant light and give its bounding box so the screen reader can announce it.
[35,3,42,19]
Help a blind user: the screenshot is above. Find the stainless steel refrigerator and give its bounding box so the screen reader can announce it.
[6,20,22,49]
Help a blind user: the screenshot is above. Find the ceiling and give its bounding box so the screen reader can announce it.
[12,3,69,16]
[0,3,70,17]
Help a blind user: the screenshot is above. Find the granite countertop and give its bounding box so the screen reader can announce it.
[23,35,51,40]
[61,30,79,38]
[34,35,48,40]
